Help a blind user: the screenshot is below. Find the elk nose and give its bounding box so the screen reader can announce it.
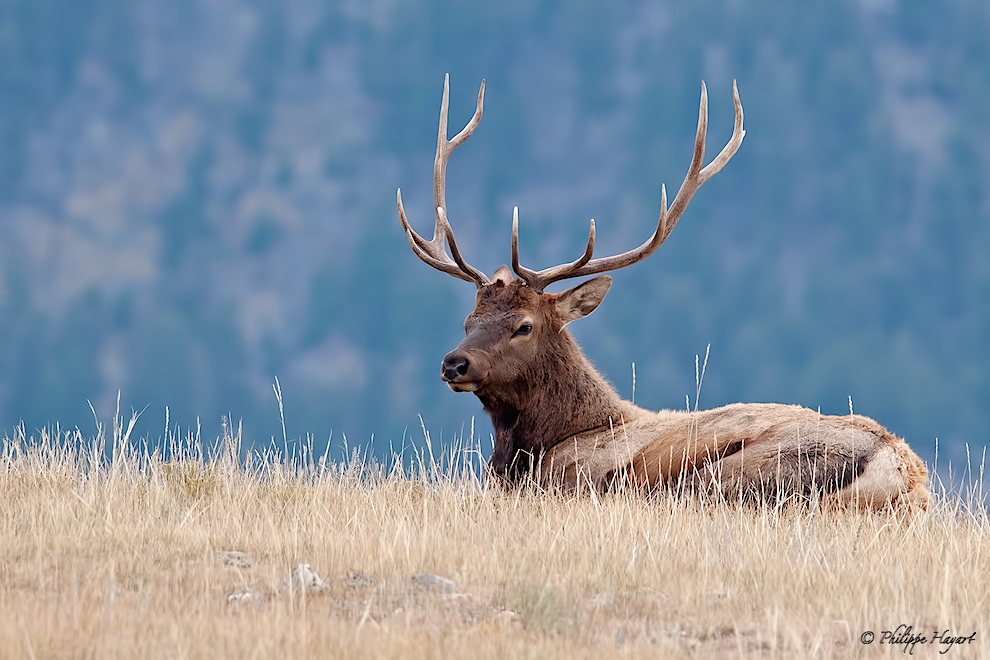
[441,353,470,382]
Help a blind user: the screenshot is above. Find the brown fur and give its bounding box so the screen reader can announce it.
[407,77,928,513]
[443,274,930,513]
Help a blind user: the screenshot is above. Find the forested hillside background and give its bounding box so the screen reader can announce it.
[1,0,987,467]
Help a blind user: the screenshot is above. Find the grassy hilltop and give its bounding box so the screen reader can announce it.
[1,419,987,659]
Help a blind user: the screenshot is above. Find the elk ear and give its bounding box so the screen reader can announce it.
[491,265,514,286]
[554,276,612,326]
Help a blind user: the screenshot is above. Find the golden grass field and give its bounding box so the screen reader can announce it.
[1,415,987,659]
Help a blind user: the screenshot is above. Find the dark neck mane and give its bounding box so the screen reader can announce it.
[477,330,631,480]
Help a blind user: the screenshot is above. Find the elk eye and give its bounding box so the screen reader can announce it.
[513,322,533,337]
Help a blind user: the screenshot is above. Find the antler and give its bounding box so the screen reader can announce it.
[512,80,745,292]
[397,75,490,287]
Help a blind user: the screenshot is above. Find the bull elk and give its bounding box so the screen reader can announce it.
[397,76,930,512]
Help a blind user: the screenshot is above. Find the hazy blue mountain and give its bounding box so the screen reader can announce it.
[1,0,987,469]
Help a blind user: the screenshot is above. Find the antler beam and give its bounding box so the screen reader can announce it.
[397,75,490,287]
[512,80,745,292]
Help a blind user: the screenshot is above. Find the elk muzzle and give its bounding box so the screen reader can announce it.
[440,349,487,392]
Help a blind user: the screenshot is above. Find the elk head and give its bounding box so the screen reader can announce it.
[438,264,613,396]
[397,75,744,463]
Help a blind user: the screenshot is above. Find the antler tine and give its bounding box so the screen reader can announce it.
[513,82,744,292]
[398,76,489,287]
[510,207,535,282]
[446,76,486,150]
[512,207,596,286]
[700,80,745,183]
[439,206,489,284]
[663,79,744,236]
[434,75,485,242]
[397,189,479,284]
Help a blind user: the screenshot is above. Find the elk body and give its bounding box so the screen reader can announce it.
[398,76,930,512]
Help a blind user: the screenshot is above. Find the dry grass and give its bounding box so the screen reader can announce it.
[1,416,987,659]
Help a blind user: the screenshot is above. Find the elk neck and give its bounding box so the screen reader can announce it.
[476,328,639,477]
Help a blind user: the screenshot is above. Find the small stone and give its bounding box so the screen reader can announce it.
[222,551,254,568]
[587,592,614,609]
[227,589,267,605]
[410,573,458,593]
[347,570,376,589]
[278,563,329,596]
[493,609,521,626]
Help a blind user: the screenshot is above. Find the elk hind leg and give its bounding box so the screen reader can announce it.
[681,432,871,505]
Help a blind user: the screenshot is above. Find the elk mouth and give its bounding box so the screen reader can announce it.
[440,368,485,392]
[445,380,481,393]
[440,352,487,393]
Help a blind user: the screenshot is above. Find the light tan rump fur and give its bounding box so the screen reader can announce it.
[542,403,929,512]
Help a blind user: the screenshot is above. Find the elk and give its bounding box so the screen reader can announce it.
[397,76,930,512]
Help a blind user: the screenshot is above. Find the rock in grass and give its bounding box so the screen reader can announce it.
[221,551,254,568]
[226,589,267,606]
[410,573,458,593]
[278,563,329,596]
[493,609,521,626]
[347,570,376,589]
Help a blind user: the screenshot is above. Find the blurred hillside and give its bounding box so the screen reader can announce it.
[1,0,988,465]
